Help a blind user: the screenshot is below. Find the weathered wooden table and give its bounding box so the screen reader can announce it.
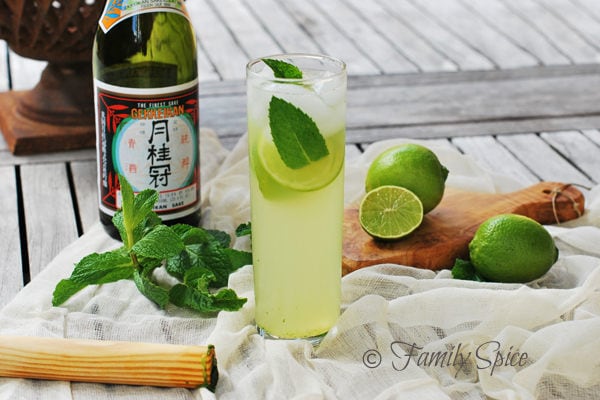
[1,0,600,310]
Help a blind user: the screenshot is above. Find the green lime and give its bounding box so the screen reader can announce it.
[469,214,559,283]
[257,131,344,191]
[365,143,449,213]
[359,186,424,240]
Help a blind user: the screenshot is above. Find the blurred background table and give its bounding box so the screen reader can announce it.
[1,0,600,308]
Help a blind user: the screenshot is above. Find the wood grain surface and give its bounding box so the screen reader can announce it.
[0,336,217,389]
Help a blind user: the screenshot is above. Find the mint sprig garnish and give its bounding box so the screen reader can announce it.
[262,58,303,79]
[52,175,249,313]
[262,58,330,170]
[268,96,329,169]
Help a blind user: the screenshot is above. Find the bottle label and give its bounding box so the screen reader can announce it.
[95,79,200,220]
[99,0,189,33]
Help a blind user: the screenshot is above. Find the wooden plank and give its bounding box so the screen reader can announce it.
[242,0,322,54]
[184,3,221,83]
[375,0,493,71]
[497,133,593,187]
[502,0,599,64]
[0,148,95,167]
[359,137,454,151]
[366,0,459,72]
[207,0,281,59]
[348,73,600,130]
[581,129,600,146]
[196,40,220,84]
[347,63,600,89]
[70,160,99,233]
[414,0,538,69]
[20,163,79,278]
[452,135,539,185]
[0,166,24,308]
[280,0,380,75]
[177,63,600,97]
[465,0,571,66]
[315,0,420,73]
[575,0,600,22]
[540,130,600,184]
[185,0,249,80]
[346,116,600,146]
[200,92,245,139]
[529,0,600,55]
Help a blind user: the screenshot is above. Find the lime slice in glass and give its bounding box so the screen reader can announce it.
[359,186,424,240]
[257,132,343,192]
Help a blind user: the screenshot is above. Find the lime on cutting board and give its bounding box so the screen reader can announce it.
[359,185,424,240]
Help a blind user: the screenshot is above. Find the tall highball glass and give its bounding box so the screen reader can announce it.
[246,54,347,343]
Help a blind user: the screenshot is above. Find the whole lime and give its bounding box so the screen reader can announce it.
[365,143,449,213]
[469,214,559,283]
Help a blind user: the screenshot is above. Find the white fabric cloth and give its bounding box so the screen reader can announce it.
[1,129,599,399]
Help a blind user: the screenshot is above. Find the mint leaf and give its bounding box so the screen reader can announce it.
[167,242,228,288]
[118,173,135,230]
[183,266,216,290]
[166,226,251,288]
[269,96,329,169]
[171,224,211,245]
[132,224,184,259]
[52,279,87,306]
[115,175,161,248]
[210,288,248,311]
[113,210,162,249]
[451,259,485,281]
[206,229,231,248]
[132,189,159,227]
[169,284,247,313]
[262,58,303,79]
[133,267,170,309]
[52,250,135,306]
[68,250,134,284]
[223,248,253,272]
[235,222,251,237]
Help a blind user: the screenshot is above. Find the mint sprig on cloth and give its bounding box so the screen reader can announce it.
[52,175,249,313]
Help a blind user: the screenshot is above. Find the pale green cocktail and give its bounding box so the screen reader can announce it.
[246,54,347,342]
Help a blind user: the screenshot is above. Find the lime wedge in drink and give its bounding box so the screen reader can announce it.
[257,131,344,192]
[359,186,424,240]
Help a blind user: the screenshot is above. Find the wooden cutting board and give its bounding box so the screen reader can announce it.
[342,181,585,275]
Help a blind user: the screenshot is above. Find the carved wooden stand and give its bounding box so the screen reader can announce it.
[0,62,96,154]
[0,0,104,155]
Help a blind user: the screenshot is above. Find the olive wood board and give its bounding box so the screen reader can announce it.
[342,181,585,275]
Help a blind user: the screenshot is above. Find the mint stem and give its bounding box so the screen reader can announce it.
[131,252,141,270]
